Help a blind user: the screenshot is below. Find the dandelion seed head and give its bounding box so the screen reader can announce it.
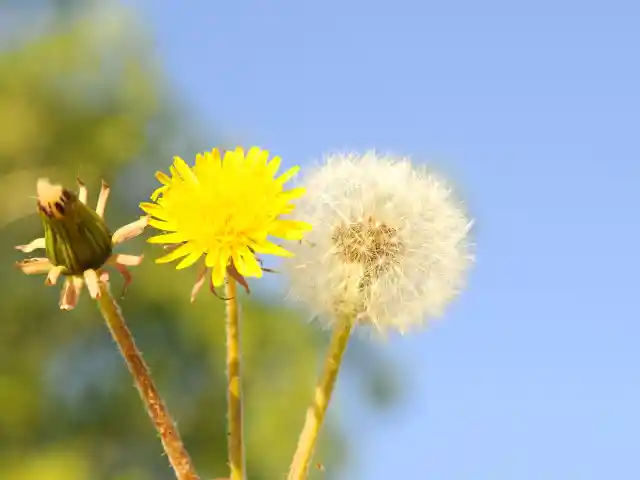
[285,151,474,334]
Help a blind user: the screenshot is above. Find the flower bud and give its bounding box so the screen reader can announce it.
[37,179,113,275]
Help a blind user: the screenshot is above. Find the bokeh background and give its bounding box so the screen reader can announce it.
[1,0,639,479]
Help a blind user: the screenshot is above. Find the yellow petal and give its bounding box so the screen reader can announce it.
[155,170,172,185]
[223,148,243,170]
[234,247,263,278]
[209,246,229,286]
[211,264,226,287]
[219,245,231,269]
[269,220,312,240]
[150,185,167,201]
[255,148,270,166]
[175,249,204,270]
[279,187,306,201]
[140,202,167,218]
[266,156,282,177]
[276,165,299,184]
[246,146,263,167]
[148,217,178,231]
[250,239,294,257]
[199,149,222,180]
[205,248,220,268]
[173,156,197,183]
[280,203,296,214]
[155,242,193,264]
[233,146,245,157]
[193,153,208,176]
[209,148,222,164]
[148,232,187,244]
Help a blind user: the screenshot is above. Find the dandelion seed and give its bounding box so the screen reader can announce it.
[284,151,474,334]
[141,146,311,299]
[15,178,148,310]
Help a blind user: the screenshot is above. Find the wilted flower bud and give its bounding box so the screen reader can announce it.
[37,179,113,275]
[15,178,148,310]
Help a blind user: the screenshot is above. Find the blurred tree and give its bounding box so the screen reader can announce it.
[0,2,400,479]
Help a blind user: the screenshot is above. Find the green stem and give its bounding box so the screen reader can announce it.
[287,316,354,480]
[225,276,245,480]
[96,281,200,480]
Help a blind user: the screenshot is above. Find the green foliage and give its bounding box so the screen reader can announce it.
[0,4,399,479]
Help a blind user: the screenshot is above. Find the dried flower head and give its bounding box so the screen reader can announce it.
[284,151,474,333]
[15,178,148,310]
[141,146,312,300]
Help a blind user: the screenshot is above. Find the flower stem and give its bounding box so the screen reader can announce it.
[225,276,245,480]
[287,316,354,480]
[96,281,200,480]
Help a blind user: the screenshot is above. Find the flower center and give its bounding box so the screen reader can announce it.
[332,216,404,288]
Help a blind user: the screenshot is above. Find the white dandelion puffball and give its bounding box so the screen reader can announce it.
[284,151,474,334]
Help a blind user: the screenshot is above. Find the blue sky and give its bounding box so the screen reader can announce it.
[123,1,640,478]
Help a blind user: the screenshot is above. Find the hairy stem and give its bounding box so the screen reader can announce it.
[97,281,200,480]
[225,276,245,480]
[287,316,354,480]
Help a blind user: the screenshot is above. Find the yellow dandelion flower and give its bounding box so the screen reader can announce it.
[141,146,311,299]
